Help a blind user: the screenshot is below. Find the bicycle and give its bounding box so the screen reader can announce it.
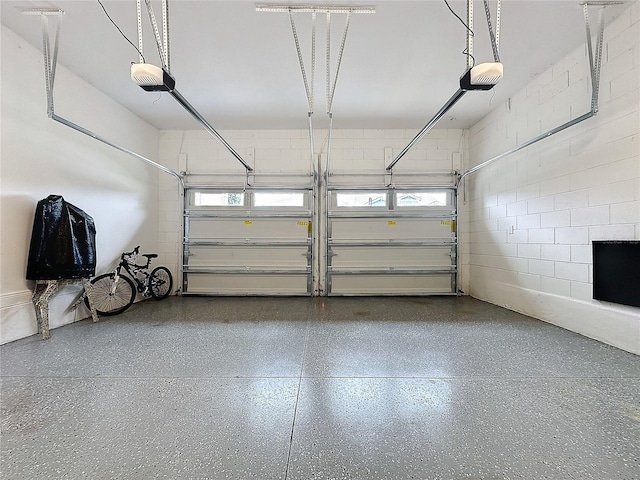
[84,246,173,316]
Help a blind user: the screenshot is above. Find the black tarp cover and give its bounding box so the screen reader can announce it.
[26,195,96,280]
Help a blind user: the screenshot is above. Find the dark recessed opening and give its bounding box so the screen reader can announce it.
[592,241,640,308]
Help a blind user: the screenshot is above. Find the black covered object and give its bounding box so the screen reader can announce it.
[26,195,96,280]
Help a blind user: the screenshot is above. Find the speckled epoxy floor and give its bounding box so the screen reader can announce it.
[1,296,639,479]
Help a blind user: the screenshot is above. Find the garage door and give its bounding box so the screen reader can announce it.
[182,186,313,295]
[326,187,457,295]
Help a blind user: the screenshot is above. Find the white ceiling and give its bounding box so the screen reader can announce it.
[1,0,630,131]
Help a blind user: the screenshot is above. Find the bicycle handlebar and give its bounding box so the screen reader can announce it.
[122,246,140,259]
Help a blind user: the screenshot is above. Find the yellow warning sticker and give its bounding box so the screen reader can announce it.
[388,221,397,226]
[441,220,456,232]
[297,221,309,227]
[244,220,253,226]
[308,220,313,235]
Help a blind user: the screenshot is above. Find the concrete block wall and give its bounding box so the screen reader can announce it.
[463,3,640,353]
[158,128,465,288]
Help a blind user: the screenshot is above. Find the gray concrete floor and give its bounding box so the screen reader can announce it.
[1,296,639,479]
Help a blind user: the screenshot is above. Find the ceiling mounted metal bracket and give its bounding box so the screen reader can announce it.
[466,0,474,70]
[136,0,170,71]
[324,9,352,176]
[273,5,369,172]
[454,1,613,296]
[133,0,252,172]
[386,0,504,172]
[288,9,317,171]
[326,9,351,115]
[21,8,65,16]
[24,8,184,187]
[288,8,315,113]
[457,1,610,185]
[483,0,501,63]
[22,8,65,117]
[256,5,375,14]
[260,3,374,108]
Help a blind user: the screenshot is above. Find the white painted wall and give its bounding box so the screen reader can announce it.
[462,4,640,353]
[1,25,161,344]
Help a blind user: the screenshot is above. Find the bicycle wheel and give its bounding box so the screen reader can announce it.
[85,274,136,316]
[149,266,173,300]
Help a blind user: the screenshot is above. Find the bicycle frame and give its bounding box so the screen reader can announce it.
[80,246,172,317]
[110,247,155,295]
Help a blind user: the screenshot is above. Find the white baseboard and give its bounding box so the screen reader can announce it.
[0,286,88,345]
[1,290,38,344]
[470,281,640,355]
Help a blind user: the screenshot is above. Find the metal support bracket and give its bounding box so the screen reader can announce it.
[289,9,315,114]
[326,10,351,115]
[483,0,501,63]
[137,0,169,70]
[133,1,250,172]
[387,0,503,172]
[466,0,474,70]
[33,10,64,118]
[455,1,615,296]
[245,167,254,189]
[288,9,317,170]
[26,8,184,187]
[385,169,394,188]
[457,1,609,187]
[277,6,368,175]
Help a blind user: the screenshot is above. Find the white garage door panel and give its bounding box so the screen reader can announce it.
[185,273,309,295]
[183,186,313,296]
[330,274,454,295]
[326,186,457,296]
[188,218,309,240]
[330,218,452,240]
[187,245,309,268]
[330,246,452,269]
[183,182,457,296]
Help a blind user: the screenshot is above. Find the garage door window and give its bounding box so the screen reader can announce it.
[253,192,305,207]
[395,191,449,207]
[335,192,387,208]
[193,192,244,207]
